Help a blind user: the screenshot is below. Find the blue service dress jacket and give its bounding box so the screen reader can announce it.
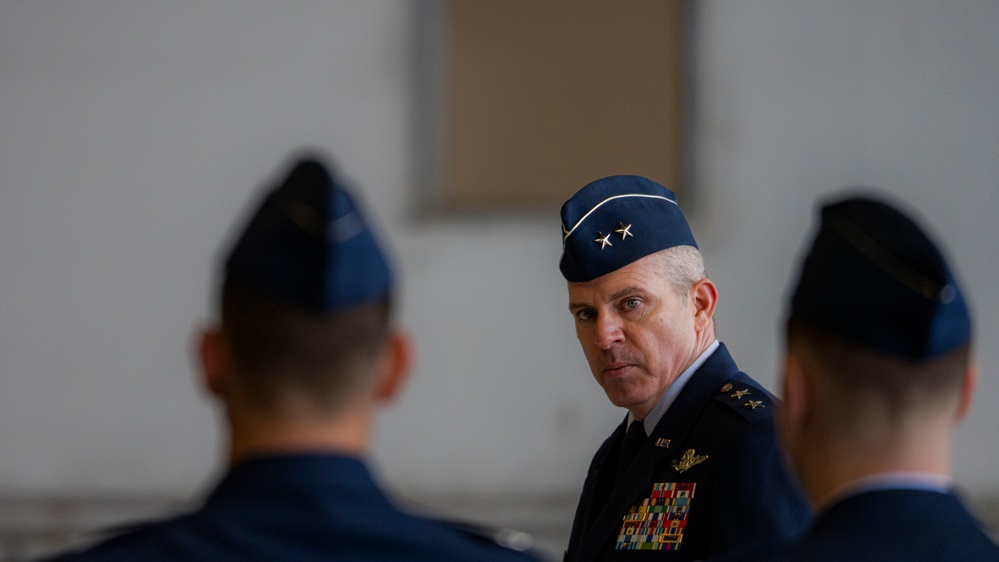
[710,489,999,561]
[564,343,811,561]
[45,454,542,562]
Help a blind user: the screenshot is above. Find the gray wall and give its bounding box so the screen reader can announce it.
[1,0,997,510]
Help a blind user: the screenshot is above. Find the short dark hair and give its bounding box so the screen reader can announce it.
[221,280,392,411]
[786,317,969,418]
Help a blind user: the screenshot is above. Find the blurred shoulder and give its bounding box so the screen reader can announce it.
[707,539,795,562]
[39,517,183,561]
[435,518,546,561]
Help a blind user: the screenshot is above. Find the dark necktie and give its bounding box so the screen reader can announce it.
[616,420,647,480]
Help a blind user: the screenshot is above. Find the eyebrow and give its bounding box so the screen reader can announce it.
[568,286,647,311]
[609,286,647,301]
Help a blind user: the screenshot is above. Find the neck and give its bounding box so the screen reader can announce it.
[800,414,954,510]
[629,337,717,420]
[692,324,715,360]
[225,402,373,466]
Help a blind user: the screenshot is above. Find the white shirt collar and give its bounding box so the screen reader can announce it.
[628,340,720,435]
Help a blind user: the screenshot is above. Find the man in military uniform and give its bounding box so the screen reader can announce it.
[47,157,542,561]
[559,175,810,561]
[712,194,999,561]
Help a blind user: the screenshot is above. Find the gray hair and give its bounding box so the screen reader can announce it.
[649,245,707,296]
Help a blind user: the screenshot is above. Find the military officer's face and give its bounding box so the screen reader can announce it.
[568,253,703,419]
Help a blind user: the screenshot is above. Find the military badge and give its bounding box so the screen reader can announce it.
[671,449,708,474]
[615,482,695,550]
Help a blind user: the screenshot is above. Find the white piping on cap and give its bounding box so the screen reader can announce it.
[561,194,677,243]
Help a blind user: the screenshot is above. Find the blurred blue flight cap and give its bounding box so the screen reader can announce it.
[559,175,697,282]
[789,193,971,360]
[224,156,392,312]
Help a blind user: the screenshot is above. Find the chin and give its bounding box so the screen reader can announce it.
[603,389,649,411]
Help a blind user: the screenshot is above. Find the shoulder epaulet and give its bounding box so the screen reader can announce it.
[711,377,778,423]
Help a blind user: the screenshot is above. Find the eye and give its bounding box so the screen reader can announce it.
[575,308,597,322]
[623,298,641,310]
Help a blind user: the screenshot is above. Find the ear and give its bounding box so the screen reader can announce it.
[781,351,812,435]
[954,363,978,423]
[374,330,413,405]
[197,326,231,398]
[689,278,718,332]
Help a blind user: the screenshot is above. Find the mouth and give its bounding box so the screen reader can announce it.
[602,362,635,377]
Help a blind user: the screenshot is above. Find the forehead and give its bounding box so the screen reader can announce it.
[567,254,668,301]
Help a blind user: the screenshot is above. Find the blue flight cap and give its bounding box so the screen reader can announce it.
[224,157,393,312]
[559,175,697,282]
[789,193,971,360]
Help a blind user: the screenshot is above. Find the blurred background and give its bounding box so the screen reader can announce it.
[1,1,997,560]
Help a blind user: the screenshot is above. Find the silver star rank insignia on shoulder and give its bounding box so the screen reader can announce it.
[671,449,708,474]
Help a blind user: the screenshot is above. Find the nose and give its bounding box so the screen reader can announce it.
[594,313,624,349]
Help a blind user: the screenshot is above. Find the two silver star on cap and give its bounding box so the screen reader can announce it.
[594,223,634,250]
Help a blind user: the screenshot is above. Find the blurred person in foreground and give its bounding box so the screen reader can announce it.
[46,156,542,561]
[712,193,999,561]
[558,176,810,561]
